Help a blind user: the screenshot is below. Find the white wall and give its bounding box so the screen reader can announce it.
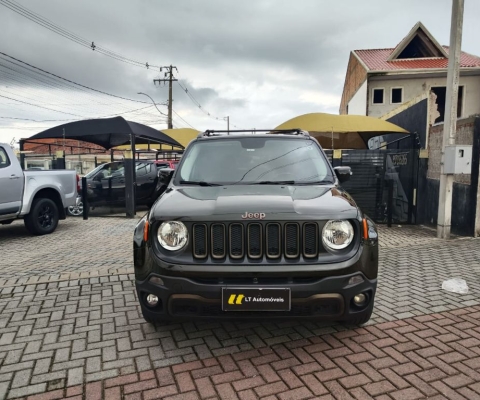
[347,80,367,115]
[367,74,480,118]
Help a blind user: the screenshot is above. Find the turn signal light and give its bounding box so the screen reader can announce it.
[362,218,368,239]
[143,220,149,242]
[149,276,164,285]
[348,275,364,285]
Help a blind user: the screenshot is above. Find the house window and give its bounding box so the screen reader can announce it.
[391,88,403,104]
[372,88,384,104]
[431,86,464,123]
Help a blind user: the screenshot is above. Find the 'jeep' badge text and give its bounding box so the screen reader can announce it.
[241,212,266,220]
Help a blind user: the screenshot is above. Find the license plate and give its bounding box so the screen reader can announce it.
[222,288,291,312]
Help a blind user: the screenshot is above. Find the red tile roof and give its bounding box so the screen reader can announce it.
[354,47,480,71]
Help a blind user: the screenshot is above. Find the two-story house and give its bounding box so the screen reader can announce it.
[339,22,480,237]
[340,22,480,132]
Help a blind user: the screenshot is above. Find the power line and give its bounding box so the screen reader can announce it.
[175,70,238,128]
[0,126,53,130]
[0,52,153,105]
[0,104,157,123]
[0,1,230,126]
[0,60,138,111]
[172,109,197,130]
[0,0,160,69]
[0,116,66,122]
[0,94,84,117]
[0,52,171,125]
[0,76,128,114]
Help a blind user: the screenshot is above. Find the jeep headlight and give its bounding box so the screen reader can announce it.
[157,221,188,251]
[322,220,354,250]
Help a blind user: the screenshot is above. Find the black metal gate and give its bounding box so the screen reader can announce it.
[325,149,418,224]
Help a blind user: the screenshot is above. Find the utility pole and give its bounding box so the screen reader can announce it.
[154,65,177,129]
[224,116,230,134]
[437,0,464,239]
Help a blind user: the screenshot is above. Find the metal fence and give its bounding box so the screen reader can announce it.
[325,149,418,224]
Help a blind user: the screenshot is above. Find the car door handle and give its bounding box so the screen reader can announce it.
[9,175,20,179]
[119,180,125,183]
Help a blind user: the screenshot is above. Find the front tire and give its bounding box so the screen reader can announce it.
[24,198,59,235]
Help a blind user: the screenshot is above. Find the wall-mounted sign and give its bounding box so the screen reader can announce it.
[391,153,408,166]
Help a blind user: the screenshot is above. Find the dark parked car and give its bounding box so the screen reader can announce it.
[80,160,169,208]
[152,160,179,170]
[134,130,378,325]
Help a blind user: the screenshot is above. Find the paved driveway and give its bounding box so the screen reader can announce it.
[0,216,479,399]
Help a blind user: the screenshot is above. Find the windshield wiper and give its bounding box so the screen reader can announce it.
[252,180,334,185]
[295,180,334,185]
[254,180,296,185]
[179,180,221,186]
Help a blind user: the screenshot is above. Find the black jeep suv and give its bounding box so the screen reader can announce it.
[134,130,378,325]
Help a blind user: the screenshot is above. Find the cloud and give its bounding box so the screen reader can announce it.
[0,0,479,145]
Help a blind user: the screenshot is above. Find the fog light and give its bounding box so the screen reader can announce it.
[146,294,159,306]
[353,293,366,305]
[348,275,364,285]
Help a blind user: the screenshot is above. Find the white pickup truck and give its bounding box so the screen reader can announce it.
[0,143,78,235]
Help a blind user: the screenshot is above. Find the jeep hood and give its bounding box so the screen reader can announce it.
[151,185,360,221]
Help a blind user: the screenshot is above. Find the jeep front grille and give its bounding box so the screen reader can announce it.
[229,224,244,259]
[192,222,320,260]
[303,223,318,258]
[266,223,281,258]
[211,224,226,259]
[285,223,300,258]
[193,224,207,258]
[247,223,262,258]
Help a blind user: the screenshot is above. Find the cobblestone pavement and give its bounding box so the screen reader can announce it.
[0,216,479,399]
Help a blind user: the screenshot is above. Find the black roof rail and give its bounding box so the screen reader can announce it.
[197,129,310,138]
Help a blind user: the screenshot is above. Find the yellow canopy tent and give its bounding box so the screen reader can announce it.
[114,128,199,151]
[274,113,409,149]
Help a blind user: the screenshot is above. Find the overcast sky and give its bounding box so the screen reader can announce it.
[1,0,479,146]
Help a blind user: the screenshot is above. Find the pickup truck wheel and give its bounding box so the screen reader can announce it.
[67,201,83,217]
[24,198,59,235]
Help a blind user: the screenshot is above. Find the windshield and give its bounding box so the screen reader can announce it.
[176,137,333,185]
[84,164,104,179]
[85,162,124,179]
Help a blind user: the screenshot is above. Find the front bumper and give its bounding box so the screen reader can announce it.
[136,271,376,321]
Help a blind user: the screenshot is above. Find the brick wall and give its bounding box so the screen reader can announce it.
[23,139,107,155]
[427,117,476,185]
[339,52,368,115]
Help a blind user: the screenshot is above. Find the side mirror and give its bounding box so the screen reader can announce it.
[154,168,174,200]
[334,166,352,183]
[158,168,174,186]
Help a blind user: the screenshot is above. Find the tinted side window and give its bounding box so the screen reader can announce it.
[0,147,11,169]
[136,163,151,177]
